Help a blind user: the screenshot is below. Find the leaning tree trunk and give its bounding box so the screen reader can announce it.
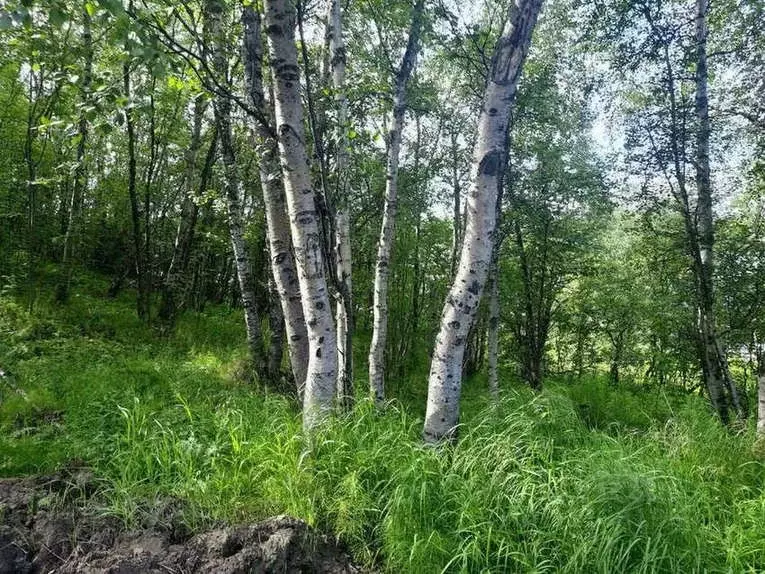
[56,5,92,304]
[207,0,266,379]
[368,0,425,406]
[693,0,744,421]
[423,0,542,443]
[328,0,354,407]
[242,5,309,395]
[264,0,337,430]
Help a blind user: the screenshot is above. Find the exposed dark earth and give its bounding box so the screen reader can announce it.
[0,466,364,573]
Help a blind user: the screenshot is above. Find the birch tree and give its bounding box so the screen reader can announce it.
[328,0,354,405]
[423,0,543,443]
[242,4,309,393]
[588,0,746,422]
[264,0,337,429]
[693,0,745,421]
[206,0,266,378]
[368,0,425,406]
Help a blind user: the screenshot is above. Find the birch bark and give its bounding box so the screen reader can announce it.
[242,5,309,394]
[694,0,744,420]
[423,0,542,443]
[207,0,267,378]
[368,0,425,406]
[328,0,354,406]
[264,0,337,429]
[267,275,286,382]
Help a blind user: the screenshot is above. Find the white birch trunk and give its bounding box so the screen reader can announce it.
[264,0,337,430]
[328,0,354,404]
[368,0,425,406]
[242,5,309,395]
[423,0,543,443]
[694,0,744,421]
[207,0,266,378]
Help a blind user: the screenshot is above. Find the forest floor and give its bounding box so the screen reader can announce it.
[2,272,765,572]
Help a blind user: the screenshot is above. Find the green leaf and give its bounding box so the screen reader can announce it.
[49,8,68,27]
[85,2,97,17]
[97,0,124,15]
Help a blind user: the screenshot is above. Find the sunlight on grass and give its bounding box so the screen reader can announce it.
[2,284,765,572]
[185,351,225,375]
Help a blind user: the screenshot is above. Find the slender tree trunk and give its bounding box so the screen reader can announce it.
[487,145,509,398]
[242,5,309,395]
[264,0,338,430]
[206,0,266,379]
[368,0,425,406]
[487,246,501,398]
[694,0,743,421]
[328,0,354,407]
[56,6,92,304]
[123,60,150,321]
[159,98,210,328]
[642,5,732,421]
[24,72,39,312]
[142,83,158,323]
[423,0,542,443]
[267,276,286,383]
[162,129,217,322]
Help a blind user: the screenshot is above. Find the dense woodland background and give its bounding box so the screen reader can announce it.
[1,0,765,571]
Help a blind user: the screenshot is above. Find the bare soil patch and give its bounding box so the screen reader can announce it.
[0,466,364,573]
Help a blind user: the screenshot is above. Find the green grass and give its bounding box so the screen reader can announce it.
[1,274,765,572]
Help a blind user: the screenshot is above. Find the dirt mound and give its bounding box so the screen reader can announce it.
[0,467,364,573]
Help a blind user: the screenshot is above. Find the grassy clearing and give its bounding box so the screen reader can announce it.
[1,276,764,572]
